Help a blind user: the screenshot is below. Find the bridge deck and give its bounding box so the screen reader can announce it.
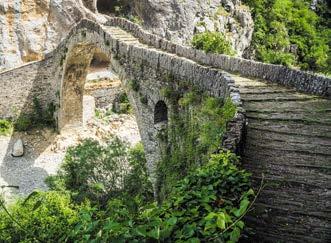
[105,24,331,241]
[232,75,331,242]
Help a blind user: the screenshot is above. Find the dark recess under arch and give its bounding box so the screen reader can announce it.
[96,0,131,15]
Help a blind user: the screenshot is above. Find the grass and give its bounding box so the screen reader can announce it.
[0,119,13,136]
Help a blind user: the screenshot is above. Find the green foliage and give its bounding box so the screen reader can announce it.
[130,79,140,92]
[47,138,153,206]
[64,151,252,243]
[113,92,132,114]
[243,0,331,74]
[140,152,253,242]
[192,31,236,56]
[123,143,154,205]
[0,119,13,136]
[14,115,32,132]
[49,138,126,204]
[14,97,56,131]
[1,148,252,242]
[157,90,237,200]
[95,107,113,121]
[0,191,86,242]
[140,94,148,105]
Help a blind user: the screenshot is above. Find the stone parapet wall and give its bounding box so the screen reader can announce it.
[105,17,331,98]
[0,57,58,120]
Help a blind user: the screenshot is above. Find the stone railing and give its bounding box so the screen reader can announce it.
[105,17,331,98]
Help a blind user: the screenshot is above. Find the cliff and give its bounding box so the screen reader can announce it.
[0,0,254,71]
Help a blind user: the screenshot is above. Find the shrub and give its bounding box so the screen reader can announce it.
[14,115,32,131]
[157,93,237,200]
[192,31,236,56]
[0,191,86,242]
[0,119,13,136]
[65,151,254,242]
[137,152,253,242]
[243,0,331,74]
[47,138,153,206]
[47,138,129,204]
[140,94,148,105]
[130,79,140,92]
[1,150,253,242]
[124,143,154,203]
[13,98,56,131]
[112,92,132,114]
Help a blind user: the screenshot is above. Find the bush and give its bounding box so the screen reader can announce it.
[136,152,253,242]
[157,93,237,200]
[1,149,253,242]
[47,138,153,206]
[112,92,132,114]
[65,151,253,242]
[13,98,56,131]
[0,191,87,242]
[14,115,32,131]
[192,31,236,56]
[130,79,140,92]
[47,138,129,204]
[0,119,13,136]
[243,0,331,74]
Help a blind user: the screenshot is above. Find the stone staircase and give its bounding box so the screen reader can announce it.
[232,75,331,242]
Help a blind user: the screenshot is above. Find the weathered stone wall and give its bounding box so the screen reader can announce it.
[0,57,59,120]
[106,17,331,98]
[85,85,123,108]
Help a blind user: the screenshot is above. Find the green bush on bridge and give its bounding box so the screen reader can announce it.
[192,31,236,56]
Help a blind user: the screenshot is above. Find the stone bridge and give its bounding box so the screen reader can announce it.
[0,18,330,242]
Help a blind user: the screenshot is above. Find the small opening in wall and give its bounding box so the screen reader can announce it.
[154,101,168,124]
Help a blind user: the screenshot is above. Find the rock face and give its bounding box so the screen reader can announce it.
[133,0,254,56]
[0,0,107,72]
[12,139,24,157]
[0,0,254,72]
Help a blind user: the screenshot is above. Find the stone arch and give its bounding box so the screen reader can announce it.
[55,21,173,190]
[154,100,168,124]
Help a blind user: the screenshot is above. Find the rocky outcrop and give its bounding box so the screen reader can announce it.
[133,0,254,56]
[0,0,254,72]
[0,0,107,72]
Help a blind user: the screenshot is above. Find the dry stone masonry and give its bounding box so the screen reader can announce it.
[0,17,330,242]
